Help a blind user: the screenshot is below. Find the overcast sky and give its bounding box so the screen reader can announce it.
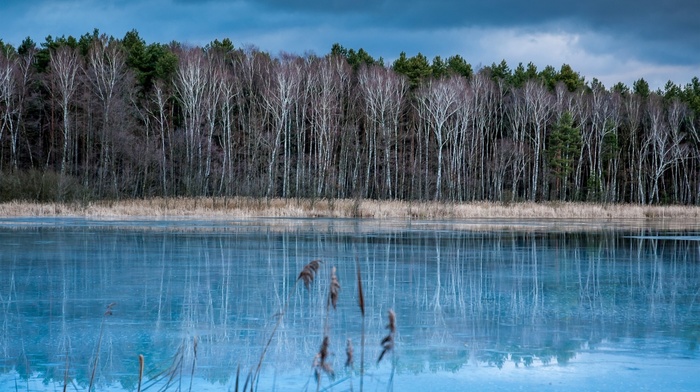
[1,0,698,89]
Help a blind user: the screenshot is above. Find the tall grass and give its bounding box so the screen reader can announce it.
[2,197,700,223]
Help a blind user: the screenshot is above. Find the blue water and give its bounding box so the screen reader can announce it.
[0,218,699,391]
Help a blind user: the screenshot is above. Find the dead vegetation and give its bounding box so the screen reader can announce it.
[1,197,699,222]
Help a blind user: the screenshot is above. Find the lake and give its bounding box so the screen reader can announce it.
[0,217,699,391]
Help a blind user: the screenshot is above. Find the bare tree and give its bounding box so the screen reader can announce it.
[260,54,301,198]
[415,76,462,200]
[87,35,130,195]
[218,59,238,196]
[623,92,645,203]
[140,80,174,196]
[202,50,226,194]
[582,82,621,201]
[663,97,689,202]
[646,95,685,204]
[174,47,208,194]
[305,56,349,198]
[49,45,82,176]
[506,86,529,201]
[0,47,34,171]
[0,49,15,170]
[523,80,553,201]
[358,65,407,198]
[467,72,498,200]
[232,46,265,195]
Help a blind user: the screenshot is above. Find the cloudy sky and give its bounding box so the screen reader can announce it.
[1,0,698,89]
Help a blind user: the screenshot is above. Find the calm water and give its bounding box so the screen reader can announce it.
[1,217,699,391]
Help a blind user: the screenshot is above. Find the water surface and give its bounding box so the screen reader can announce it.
[1,218,699,391]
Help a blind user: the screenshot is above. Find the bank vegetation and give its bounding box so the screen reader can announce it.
[2,31,700,206]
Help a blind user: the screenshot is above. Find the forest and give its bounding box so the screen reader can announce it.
[1,29,699,204]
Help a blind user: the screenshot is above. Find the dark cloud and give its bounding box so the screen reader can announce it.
[0,0,697,88]
[250,0,700,63]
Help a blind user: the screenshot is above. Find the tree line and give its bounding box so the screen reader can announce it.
[1,29,699,204]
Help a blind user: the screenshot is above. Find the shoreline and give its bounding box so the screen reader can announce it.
[0,198,699,231]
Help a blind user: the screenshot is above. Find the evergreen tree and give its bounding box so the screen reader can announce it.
[445,54,472,79]
[431,55,447,79]
[488,59,511,81]
[557,64,585,92]
[392,52,431,89]
[547,112,582,199]
[632,78,650,98]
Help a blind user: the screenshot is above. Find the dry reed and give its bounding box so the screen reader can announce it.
[313,335,334,387]
[252,259,324,391]
[378,310,396,365]
[345,339,354,368]
[355,260,365,317]
[137,354,144,392]
[298,259,322,289]
[62,345,70,392]
[189,337,198,392]
[88,302,116,392]
[3,197,700,224]
[356,258,366,392]
[328,266,340,310]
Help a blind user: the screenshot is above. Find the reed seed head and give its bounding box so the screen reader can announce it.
[356,259,365,317]
[345,338,354,368]
[329,266,340,310]
[313,335,334,383]
[378,309,396,364]
[104,302,117,316]
[298,259,322,289]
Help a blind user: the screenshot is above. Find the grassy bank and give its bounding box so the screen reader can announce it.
[0,197,698,221]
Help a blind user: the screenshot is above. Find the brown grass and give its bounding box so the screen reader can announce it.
[1,197,699,222]
[377,309,396,365]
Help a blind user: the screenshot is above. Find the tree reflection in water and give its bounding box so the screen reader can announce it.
[0,218,698,390]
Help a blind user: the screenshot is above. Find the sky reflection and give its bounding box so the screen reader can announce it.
[0,218,698,391]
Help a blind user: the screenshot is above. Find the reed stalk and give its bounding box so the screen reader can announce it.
[137,354,144,392]
[251,259,323,391]
[355,258,365,392]
[62,344,69,392]
[313,336,333,392]
[88,302,115,392]
[188,337,197,392]
[345,338,354,391]
[378,309,397,391]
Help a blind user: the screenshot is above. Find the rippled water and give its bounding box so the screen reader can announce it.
[1,217,699,391]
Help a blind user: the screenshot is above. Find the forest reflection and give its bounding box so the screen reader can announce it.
[0,220,699,389]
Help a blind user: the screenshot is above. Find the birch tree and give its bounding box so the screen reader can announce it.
[416,76,461,200]
[260,55,300,198]
[0,49,15,170]
[358,65,407,198]
[87,35,129,195]
[506,86,529,201]
[49,45,81,176]
[174,47,208,194]
[0,47,35,171]
[646,95,685,203]
[523,80,553,201]
[218,60,238,196]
